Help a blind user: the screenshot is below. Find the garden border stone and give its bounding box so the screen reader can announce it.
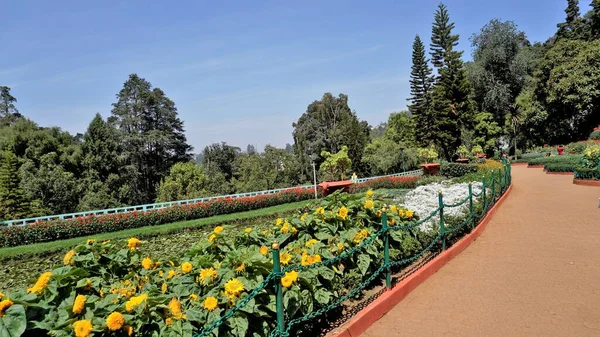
[330,183,514,337]
[573,179,600,187]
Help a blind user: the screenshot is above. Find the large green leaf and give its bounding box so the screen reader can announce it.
[0,304,26,337]
[228,316,249,337]
[314,289,332,305]
[357,255,371,276]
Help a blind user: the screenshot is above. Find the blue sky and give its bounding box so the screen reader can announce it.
[1,0,579,152]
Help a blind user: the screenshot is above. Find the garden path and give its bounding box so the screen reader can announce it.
[362,166,600,337]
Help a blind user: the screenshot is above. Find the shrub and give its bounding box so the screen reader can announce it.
[440,163,478,178]
[520,152,544,159]
[544,163,577,172]
[0,188,318,248]
[574,167,600,180]
[471,145,483,156]
[528,154,583,166]
[589,130,600,140]
[582,144,600,169]
[348,175,419,193]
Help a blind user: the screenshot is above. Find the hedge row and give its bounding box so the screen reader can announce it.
[528,154,583,166]
[440,162,478,178]
[348,175,420,193]
[590,130,600,140]
[544,163,577,172]
[574,167,600,180]
[0,188,318,248]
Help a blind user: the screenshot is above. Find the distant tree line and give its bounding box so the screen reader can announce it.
[1,0,599,220]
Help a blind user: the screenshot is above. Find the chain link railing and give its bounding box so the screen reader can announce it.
[192,159,512,337]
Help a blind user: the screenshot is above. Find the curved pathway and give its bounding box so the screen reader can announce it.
[363,166,600,337]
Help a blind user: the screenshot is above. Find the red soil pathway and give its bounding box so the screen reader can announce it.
[363,166,600,337]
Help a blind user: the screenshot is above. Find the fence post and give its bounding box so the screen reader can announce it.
[468,183,474,228]
[381,207,391,289]
[272,242,285,335]
[438,191,446,250]
[491,170,496,203]
[482,177,487,211]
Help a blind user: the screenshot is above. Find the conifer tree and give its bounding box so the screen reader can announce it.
[408,35,435,145]
[0,151,29,220]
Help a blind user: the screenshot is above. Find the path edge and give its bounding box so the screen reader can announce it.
[573,179,600,187]
[332,183,514,337]
[546,171,574,175]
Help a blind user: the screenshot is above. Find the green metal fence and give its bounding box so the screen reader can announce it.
[193,160,512,337]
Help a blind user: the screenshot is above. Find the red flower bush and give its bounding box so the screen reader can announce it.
[0,188,319,248]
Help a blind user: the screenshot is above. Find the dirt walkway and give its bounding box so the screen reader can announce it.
[363,167,600,337]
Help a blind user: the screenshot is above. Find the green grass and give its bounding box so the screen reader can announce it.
[0,200,311,260]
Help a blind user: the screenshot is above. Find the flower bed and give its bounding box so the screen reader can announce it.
[574,167,600,180]
[348,175,419,193]
[398,182,484,231]
[439,163,478,178]
[1,191,427,337]
[0,188,318,248]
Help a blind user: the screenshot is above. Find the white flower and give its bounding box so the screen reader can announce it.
[396,181,484,232]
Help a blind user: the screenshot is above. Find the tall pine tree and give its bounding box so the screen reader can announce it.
[591,0,600,39]
[0,151,29,220]
[0,86,21,126]
[558,0,581,38]
[408,35,434,145]
[110,74,192,204]
[428,3,473,160]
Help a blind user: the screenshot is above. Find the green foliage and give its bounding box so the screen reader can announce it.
[471,145,483,155]
[417,146,438,163]
[110,74,193,204]
[589,130,600,140]
[544,162,577,172]
[0,151,30,220]
[319,146,352,181]
[385,112,416,146]
[202,142,240,182]
[473,112,502,154]
[408,35,434,142]
[0,86,20,127]
[428,3,473,159]
[528,154,583,166]
[156,162,209,202]
[582,144,600,168]
[574,167,600,180]
[293,93,370,180]
[440,162,478,178]
[456,145,469,157]
[362,138,419,175]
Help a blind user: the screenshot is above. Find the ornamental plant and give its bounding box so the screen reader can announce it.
[456,145,469,158]
[471,145,483,156]
[418,146,439,164]
[582,144,600,169]
[3,191,425,337]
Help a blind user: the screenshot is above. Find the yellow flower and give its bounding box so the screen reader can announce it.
[128,237,141,250]
[406,210,413,218]
[208,234,216,242]
[100,289,104,297]
[300,213,308,222]
[168,298,184,319]
[27,272,52,294]
[224,279,245,298]
[366,190,374,198]
[235,263,245,272]
[199,267,218,285]
[276,218,283,226]
[73,320,93,337]
[259,246,269,256]
[189,294,199,301]
[167,270,177,280]
[364,200,374,210]
[181,262,193,274]
[0,299,14,317]
[102,240,111,245]
[73,294,86,314]
[169,260,175,267]
[142,257,153,270]
[301,253,321,266]
[291,227,298,235]
[398,209,405,217]
[203,296,218,311]
[85,279,92,289]
[165,318,173,326]
[281,223,290,234]
[63,250,75,265]
[161,283,167,294]
[337,206,349,220]
[125,294,147,312]
[315,207,325,215]
[245,227,252,233]
[124,325,133,336]
[280,252,292,265]
[353,229,369,244]
[106,312,125,331]
[337,243,345,251]
[305,239,318,248]
[281,271,298,288]
[214,226,224,234]
[159,271,164,277]
[390,205,397,213]
[86,238,95,245]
